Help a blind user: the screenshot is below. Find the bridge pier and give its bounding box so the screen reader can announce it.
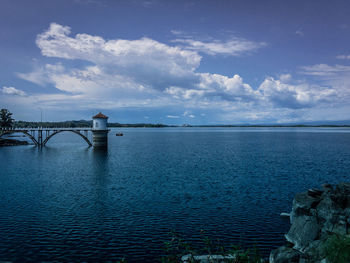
[38,129,43,146]
[92,130,109,148]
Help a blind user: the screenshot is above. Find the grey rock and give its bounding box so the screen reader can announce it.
[285,215,319,251]
[270,182,350,263]
[293,192,319,214]
[308,188,323,198]
[269,246,300,263]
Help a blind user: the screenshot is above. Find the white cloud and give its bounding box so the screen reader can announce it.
[172,37,266,56]
[258,76,336,109]
[32,23,205,96]
[17,63,65,86]
[12,23,350,123]
[36,23,200,72]
[336,55,350,60]
[1,86,27,96]
[295,30,304,37]
[20,23,261,108]
[170,30,186,36]
[165,73,259,104]
[299,63,350,104]
[198,73,258,100]
[300,64,350,77]
[183,111,195,118]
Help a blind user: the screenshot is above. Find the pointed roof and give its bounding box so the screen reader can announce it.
[92,112,108,119]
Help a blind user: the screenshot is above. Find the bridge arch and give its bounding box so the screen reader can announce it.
[0,130,39,145]
[43,130,92,147]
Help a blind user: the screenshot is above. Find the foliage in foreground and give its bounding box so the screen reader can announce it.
[161,231,263,263]
[324,234,350,263]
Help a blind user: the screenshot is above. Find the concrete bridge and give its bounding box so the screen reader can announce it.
[0,128,93,147]
[0,112,110,147]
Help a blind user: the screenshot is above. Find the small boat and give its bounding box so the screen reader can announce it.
[116,133,123,136]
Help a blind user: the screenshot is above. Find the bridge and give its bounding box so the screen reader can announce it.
[0,128,93,147]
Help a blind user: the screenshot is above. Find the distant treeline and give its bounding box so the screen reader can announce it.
[194,124,350,127]
[14,120,172,128]
[15,120,93,128]
[13,120,350,128]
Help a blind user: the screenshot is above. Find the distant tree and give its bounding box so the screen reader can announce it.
[0,109,14,129]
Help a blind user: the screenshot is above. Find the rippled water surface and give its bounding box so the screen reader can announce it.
[1,127,350,262]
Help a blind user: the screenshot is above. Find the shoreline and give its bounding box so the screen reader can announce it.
[0,138,29,147]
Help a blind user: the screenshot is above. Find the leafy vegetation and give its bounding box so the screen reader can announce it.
[0,108,14,129]
[161,231,263,263]
[15,120,93,128]
[324,234,350,263]
[13,120,171,128]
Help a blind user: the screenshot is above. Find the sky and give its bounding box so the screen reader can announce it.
[1,0,350,124]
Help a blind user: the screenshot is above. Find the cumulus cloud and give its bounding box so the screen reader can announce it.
[32,23,204,95]
[299,63,350,103]
[36,23,201,84]
[164,73,258,104]
[1,86,27,96]
[20,23,260,106]
[172,38,266,56]
[258,76,336,109]
[12,23,349,123]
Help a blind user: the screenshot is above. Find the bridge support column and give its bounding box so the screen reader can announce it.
[38,130,43,146]
[92,130,109,148]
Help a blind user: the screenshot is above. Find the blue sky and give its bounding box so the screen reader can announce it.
[1,0,350,124]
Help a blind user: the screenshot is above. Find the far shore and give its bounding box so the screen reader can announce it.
[0,138,29,147]
[5,120,350,129]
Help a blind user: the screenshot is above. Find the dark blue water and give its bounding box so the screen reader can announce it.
[1,127,350,262]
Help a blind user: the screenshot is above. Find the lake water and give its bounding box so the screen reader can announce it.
[1,127,350,262]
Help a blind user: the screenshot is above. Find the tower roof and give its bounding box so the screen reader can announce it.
[92,112,108,119]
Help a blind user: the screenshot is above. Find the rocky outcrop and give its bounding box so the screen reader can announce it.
[270,183,350,263]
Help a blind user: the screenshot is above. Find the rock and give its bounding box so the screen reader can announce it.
[285,215,319,251]
[270,246,300,263]
[270,182,350,263]
[321,184,333,191]
[292,192,320,214]
[308,188,323,198]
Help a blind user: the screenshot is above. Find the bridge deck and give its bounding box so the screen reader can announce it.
[1,128,93,132]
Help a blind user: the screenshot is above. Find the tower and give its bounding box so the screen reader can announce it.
[92,112,109,148]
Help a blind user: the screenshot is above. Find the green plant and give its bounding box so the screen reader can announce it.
[0,108,14,129]
[226,244,262,263]
[161,231,263,263]
[324,234,350,263]
[161,231,196,263]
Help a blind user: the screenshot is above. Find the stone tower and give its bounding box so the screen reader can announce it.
[92,112,109,148]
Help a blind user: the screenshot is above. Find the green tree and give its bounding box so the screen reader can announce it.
[0,109,14,129]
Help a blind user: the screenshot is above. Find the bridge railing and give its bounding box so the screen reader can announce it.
[6,127,93,131]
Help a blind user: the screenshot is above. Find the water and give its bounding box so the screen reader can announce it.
[1,127,350,262]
